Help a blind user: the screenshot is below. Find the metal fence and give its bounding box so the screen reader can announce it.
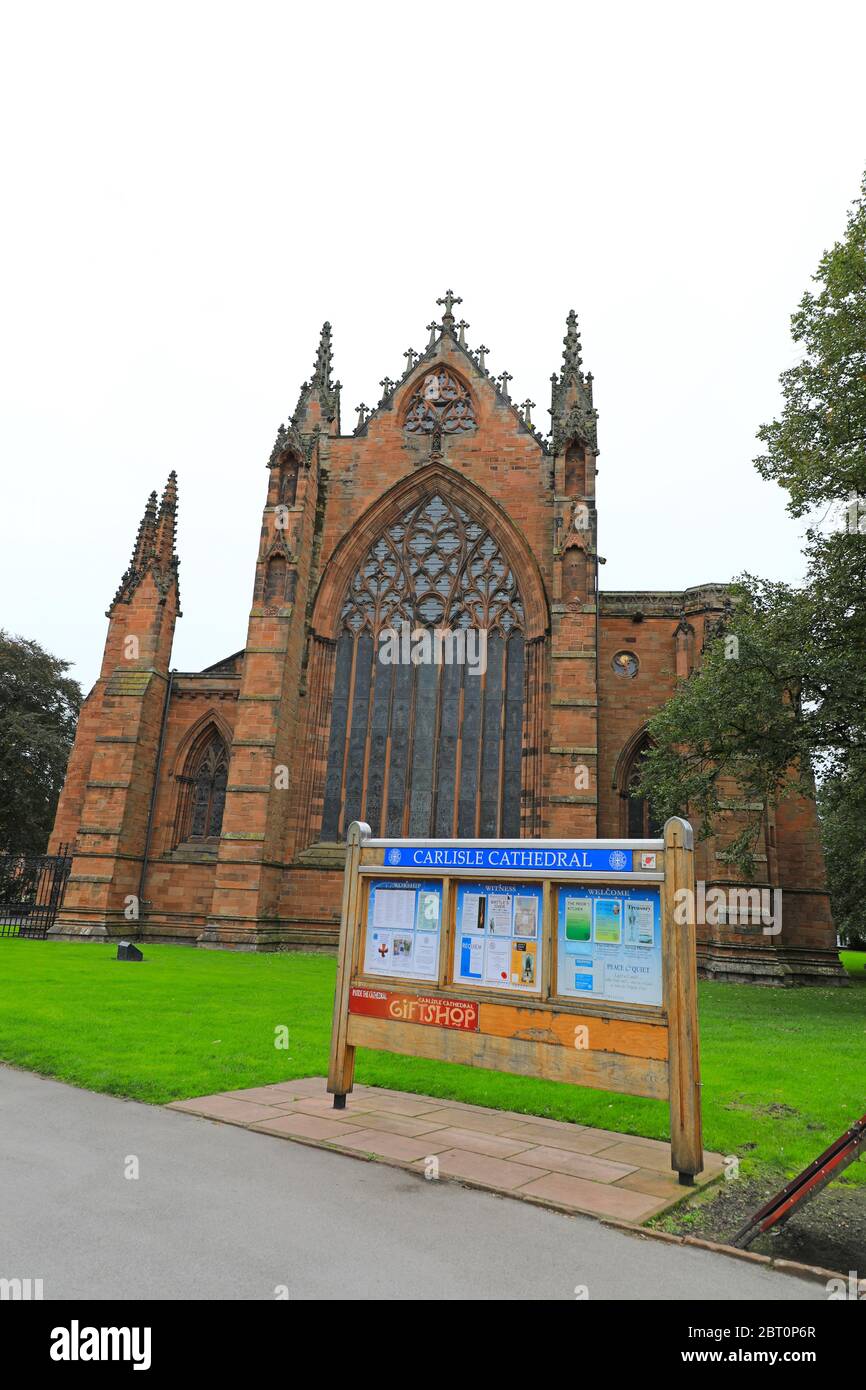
[0,846,72,939]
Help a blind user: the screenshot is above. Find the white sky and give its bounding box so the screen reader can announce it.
[2,0,864,692]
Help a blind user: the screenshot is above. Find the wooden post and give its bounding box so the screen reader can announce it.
[327,820,369,1107]
[541,877,553,998]
[437,876,452,986]
[662,816,703,1181]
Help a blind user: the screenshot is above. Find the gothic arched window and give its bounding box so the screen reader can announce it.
[321,493,525,840]
[403,370,476,435]
[175,728,229,847]
[623,735,663,839]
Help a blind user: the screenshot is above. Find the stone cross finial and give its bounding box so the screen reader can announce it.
[521,400,536,427]
[403,347,418,374]
[476,345,489,371]
[379,377,395,399]
[497,371,513,398]
[436,289,462,322]
[355,403,369,428]
[426,321,439,347]
[456,319,470,347]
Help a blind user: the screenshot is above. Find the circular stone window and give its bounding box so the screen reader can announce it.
[612,651,639,678]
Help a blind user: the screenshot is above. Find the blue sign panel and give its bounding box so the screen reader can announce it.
[382,845,634,874]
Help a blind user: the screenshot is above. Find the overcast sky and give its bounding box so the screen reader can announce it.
[2,1,864,692]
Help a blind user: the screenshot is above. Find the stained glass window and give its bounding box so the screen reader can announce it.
[175,730,229,845]
[322,493,524,840]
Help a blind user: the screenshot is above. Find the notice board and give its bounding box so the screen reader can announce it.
[327,819,703,1180]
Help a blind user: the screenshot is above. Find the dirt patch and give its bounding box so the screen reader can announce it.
[659,1174,866,1275]
[723,1099,800,1117]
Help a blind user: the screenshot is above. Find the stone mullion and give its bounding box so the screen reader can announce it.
[521,637,545,837]
[292,636,335,855]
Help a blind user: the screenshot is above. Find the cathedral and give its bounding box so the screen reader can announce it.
[49,295,841,984]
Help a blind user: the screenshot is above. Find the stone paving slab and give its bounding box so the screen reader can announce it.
[167,1077,724,1223]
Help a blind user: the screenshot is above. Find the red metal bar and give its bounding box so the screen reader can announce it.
[732,1112,866,1248]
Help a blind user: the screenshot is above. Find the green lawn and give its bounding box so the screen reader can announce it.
[0,939,863,1186]
[841,949,866,981]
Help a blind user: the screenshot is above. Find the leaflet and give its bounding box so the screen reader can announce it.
[514,895,539,939]
[461,892,486,934]
[624,898,654,947]
[484,935,511,984]
[487,893,513,935]
[373,888,416,933]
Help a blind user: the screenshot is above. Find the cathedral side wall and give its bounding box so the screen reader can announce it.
[772,793,834,950]
[597,612,681,837]
[49,686,102,853]
[137,678,240,941]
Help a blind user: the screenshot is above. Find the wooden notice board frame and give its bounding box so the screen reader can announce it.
[327,817,703,1180]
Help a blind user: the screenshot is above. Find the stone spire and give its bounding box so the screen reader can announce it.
[155,470,178,570]
[561,309,583,377]
[292,321,340,431]
[107,490,156,612]
[131,490,158,570]
[311,322,334,389]
[108,475,180,614]
[550,308,598,454]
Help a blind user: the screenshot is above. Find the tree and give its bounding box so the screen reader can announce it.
[818,761,866,948]
[636,170,866,940]
[755,170,866,517]
[0,631,81,854]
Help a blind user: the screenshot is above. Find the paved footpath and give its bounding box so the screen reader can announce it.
[0,1065,824,1301]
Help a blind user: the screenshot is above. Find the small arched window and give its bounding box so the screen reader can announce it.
[264,554,287,604]
[175,729,229,847]
[280,459,299,507]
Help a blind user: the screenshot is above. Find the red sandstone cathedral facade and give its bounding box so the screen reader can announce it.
[49,296,840,983]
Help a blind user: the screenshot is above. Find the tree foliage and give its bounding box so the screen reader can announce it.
[818,760,866,947]
[637,170,866,940]
[755,171,866,516]
[0,631,81,854]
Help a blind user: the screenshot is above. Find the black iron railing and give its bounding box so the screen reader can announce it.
[0,846,72,939]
